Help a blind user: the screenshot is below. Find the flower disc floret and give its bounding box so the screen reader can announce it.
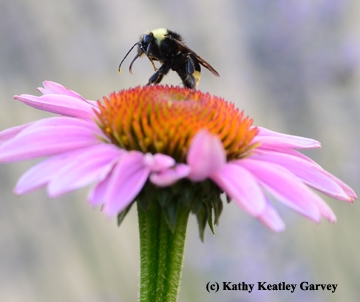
[95,85,258,162]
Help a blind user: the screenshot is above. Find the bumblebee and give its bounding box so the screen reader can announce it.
[118,28,219,89]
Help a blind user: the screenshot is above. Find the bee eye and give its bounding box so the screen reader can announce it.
[143,34,153,44]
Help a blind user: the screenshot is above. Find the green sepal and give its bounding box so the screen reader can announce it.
[179,182,195,207]
[127,178,224,241]
[117,203,134,227]
[189,196,204,214]
[195,204,208,242]
[212,193,223,225]
[206,204,215,235]
[157,186,174,207]
[136,183,153,212]
[162,199,180,232]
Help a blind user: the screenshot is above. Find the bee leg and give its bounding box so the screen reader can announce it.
[175,69,196,89]
[145,44,158,71]
[184,75,197,89]
[186,56,195,74]
[188,55,201,88]
[180,55,200,89]
[170,56,194,89]
[147,71,164,85]
[146,63,171,85]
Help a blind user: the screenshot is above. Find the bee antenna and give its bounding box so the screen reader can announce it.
[118,42,138,73]
[129,53,140,74]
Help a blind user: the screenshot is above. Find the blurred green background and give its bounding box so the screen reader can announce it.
[1,0,360,301]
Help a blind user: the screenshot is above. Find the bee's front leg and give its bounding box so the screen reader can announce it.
[147,63,171,85]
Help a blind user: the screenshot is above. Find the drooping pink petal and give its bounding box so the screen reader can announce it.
[37,81,86,100]
[211,163,266,216]
[143,153,175,172]
[250,150,354,202]
[47,144,124,197]
[0,123,33,144]
[330,178,357,201]
[150,164,190,187]
[187,130,226,181]
[237,158,324,222]
[103,151,150,216]
[15,154,71,194]
[257,198,286,232]
[255,146,321,166]
[254,127,321,149]
[88,174,111,207]
[14,94,98,119]
[15,144,122,195]
[310,196,337,223]
[0,117,104,162]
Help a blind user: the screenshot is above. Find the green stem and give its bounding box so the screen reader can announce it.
[137,201,190,302]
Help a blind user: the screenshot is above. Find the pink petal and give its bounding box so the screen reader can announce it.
[250,150,353,202]
[88,174,111,207]
[256,146,321,166]
[103,151,150,216]
[310,196,337,223]
[237,158,323,222]
[0,117,103,162]
[150,164,190,187]
[15,144,122,195]
[211,163,266,216]
[143,153,175,172]
[187,130,226,181]
[0,123,33,144]
[257,198,286,232]
[14,94,98,119]
[15,154,71,194]
[331,178,357,202]
[38,81,86,100]
[255,127,321,149]
[47,144,124,197]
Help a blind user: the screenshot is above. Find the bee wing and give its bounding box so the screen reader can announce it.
[193,54,220,77]
[167,37,220,77]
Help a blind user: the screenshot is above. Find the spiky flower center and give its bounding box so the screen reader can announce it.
[95,85,258,162]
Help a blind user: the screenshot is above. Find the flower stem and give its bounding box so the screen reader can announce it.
[137,201,190,302]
